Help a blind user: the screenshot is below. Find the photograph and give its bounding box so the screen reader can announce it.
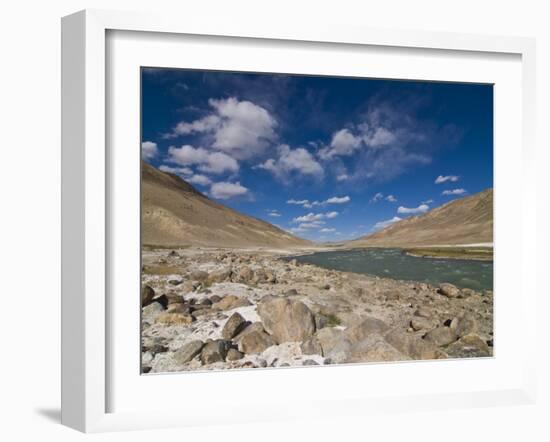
[140,68,493,374]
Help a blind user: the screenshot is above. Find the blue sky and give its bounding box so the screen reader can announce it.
[141,68,493,242]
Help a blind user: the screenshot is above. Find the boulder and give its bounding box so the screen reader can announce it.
[414,307,432,319]
[235,266,254,283]
[302,359,319,366]
[166,292,184,305]
[222,312,247,340]
[189,270,209,282]
[347,334,410,363]
[257,297,316,344]
[410,316,436,331]
[238,330,275,354]
[385,329,445,360]
[226,348,244,361]
[142,301,165,318]
[450,314,478,338]
[211,295,251,311]
[423,326,457,347]
[166,304,192,314]
[207,267,233,284]
[438,283,460,298]
[174,340,204,364]
[209,295,222,304]
[233,321,265,342]
[445,334,490,358]
[155,312,194,326]
[345,316,390,344]
[315,327,352,362]
[200,340,230,364]
[284,289,298,296]
[300,338,323,355]
[141,285,156,306]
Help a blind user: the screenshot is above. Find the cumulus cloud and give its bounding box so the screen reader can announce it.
[293,211,338,223]
[256,144,324,182]
[186,174,212,186]
[336,174,349,182]
[435,175,459,184]
[141,141,158,160]
[159,165,193,176]
[166,97,277,160]
[267,210,281,217]
[385,195,397,202]
[325,196,351,204]
[442,188,467,196]
[373,216,402,230]
[168,145,239,175]
[319,128,362,159]
[209,181,249,199]
[397,204,430,214]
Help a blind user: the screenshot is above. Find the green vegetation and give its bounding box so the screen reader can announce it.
[404,247,493,261]
[325,313,342,327]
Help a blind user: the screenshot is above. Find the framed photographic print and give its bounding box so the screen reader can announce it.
[61,9,537,432]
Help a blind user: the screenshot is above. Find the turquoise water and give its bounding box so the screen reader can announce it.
[289,248,493,291]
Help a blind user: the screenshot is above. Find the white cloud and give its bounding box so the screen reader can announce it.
[168,145,238,175]
[385,195,397,202]
[320,228,336,233]
[370,192,384,203]
[374,216,402,230]
[287,199,310,205]
[298,221,325,229]
[397,204,430,214]
[422,199,434,204]
[267,210,281,217]
[186,174,212,186]
[256,144,324,181]
[293,211,338,223]
[435,175,460,184]
[167,97,277,160]
[325,196,351,204]
[142,141,158,160]
[336,174,349,182]
[209,181,249,199]
[159,165,193,176]
[364,126,397,147]
[442,188,467,196]
[319,128,362,159]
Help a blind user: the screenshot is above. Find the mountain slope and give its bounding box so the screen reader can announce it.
[141,162,310,248]
[349,189,493,248]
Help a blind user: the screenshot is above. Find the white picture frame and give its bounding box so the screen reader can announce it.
[61,9,537,433]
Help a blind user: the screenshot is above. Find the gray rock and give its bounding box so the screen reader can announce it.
[410,316,436,331]
[284,289,298,296]
[238,330,275,354]
[233,321,265,341]
[222,312,247,340]
[174,340,204,364]
[142,301,165,318]
[414,307,432,319]
[450,314,478,338]
[303,359,319,366]
[141,285,155,307]
[301,337,323,355]
[345,316,390,344]
[445,334,490,358]
[189,270,209,282]
[209,295,222,304]
[211,295,251,311]
[385,329,446,360]
[226,348,244,361]
[423,326,457,347]
[347,334,410,363]
[315,327,352,362]
[207,267,232,284]
[200,340,230,364]
[438,283,460,298]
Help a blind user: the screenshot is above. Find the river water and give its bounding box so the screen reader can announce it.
[289,248,493,291]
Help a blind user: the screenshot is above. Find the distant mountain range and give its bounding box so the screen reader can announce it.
[141,162,311,248]
[348,188,493,248]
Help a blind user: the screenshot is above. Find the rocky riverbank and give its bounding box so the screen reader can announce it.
[141,247,493,373]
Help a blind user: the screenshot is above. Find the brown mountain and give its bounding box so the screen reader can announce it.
[141,162,310,248]
[348,188,493,248]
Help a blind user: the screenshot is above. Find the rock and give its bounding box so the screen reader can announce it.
[168,250,179,257]
[222,312,247,340]
[154,294,169,308]
[423,326,457,347]
[321,284,331,290]
[141,285,155,306]
[166,292,184,305]
[238,330,276,354]
[207,267,232,284]
[142,337,168,354]
[174,340,204,364]
[301,338,323,355]
[200,340,230,364]
[235,266,254,283]
[200,298,213,306]
[315,327,352,362]
[257,297,316,344]
[345,316,390,344]
[253,268,267,284]
[142,351,154,366]
[314,314,327,330]
[284,289,298,296]
[461,288,476,297]
[348,334,410,363]
[180,280,195,293]
[211,295,251,311]
[257,359,268,368]
[209,295,222,304]
[155,312,194,326]
[233,321,265,341]
[189,270,209,282]
[168,279,183,286]
[385,329,445,360]
[445,334,490,358]
[450,314,478,338]
[226,348,244,361]
[438,283,460,298]
[142,301,165,318]
[414,307,432,319]
[303,359,319,366]
[410,317,436,331]
[166,304,192,314]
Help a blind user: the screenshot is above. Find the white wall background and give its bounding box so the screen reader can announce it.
[0,1,547,440]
